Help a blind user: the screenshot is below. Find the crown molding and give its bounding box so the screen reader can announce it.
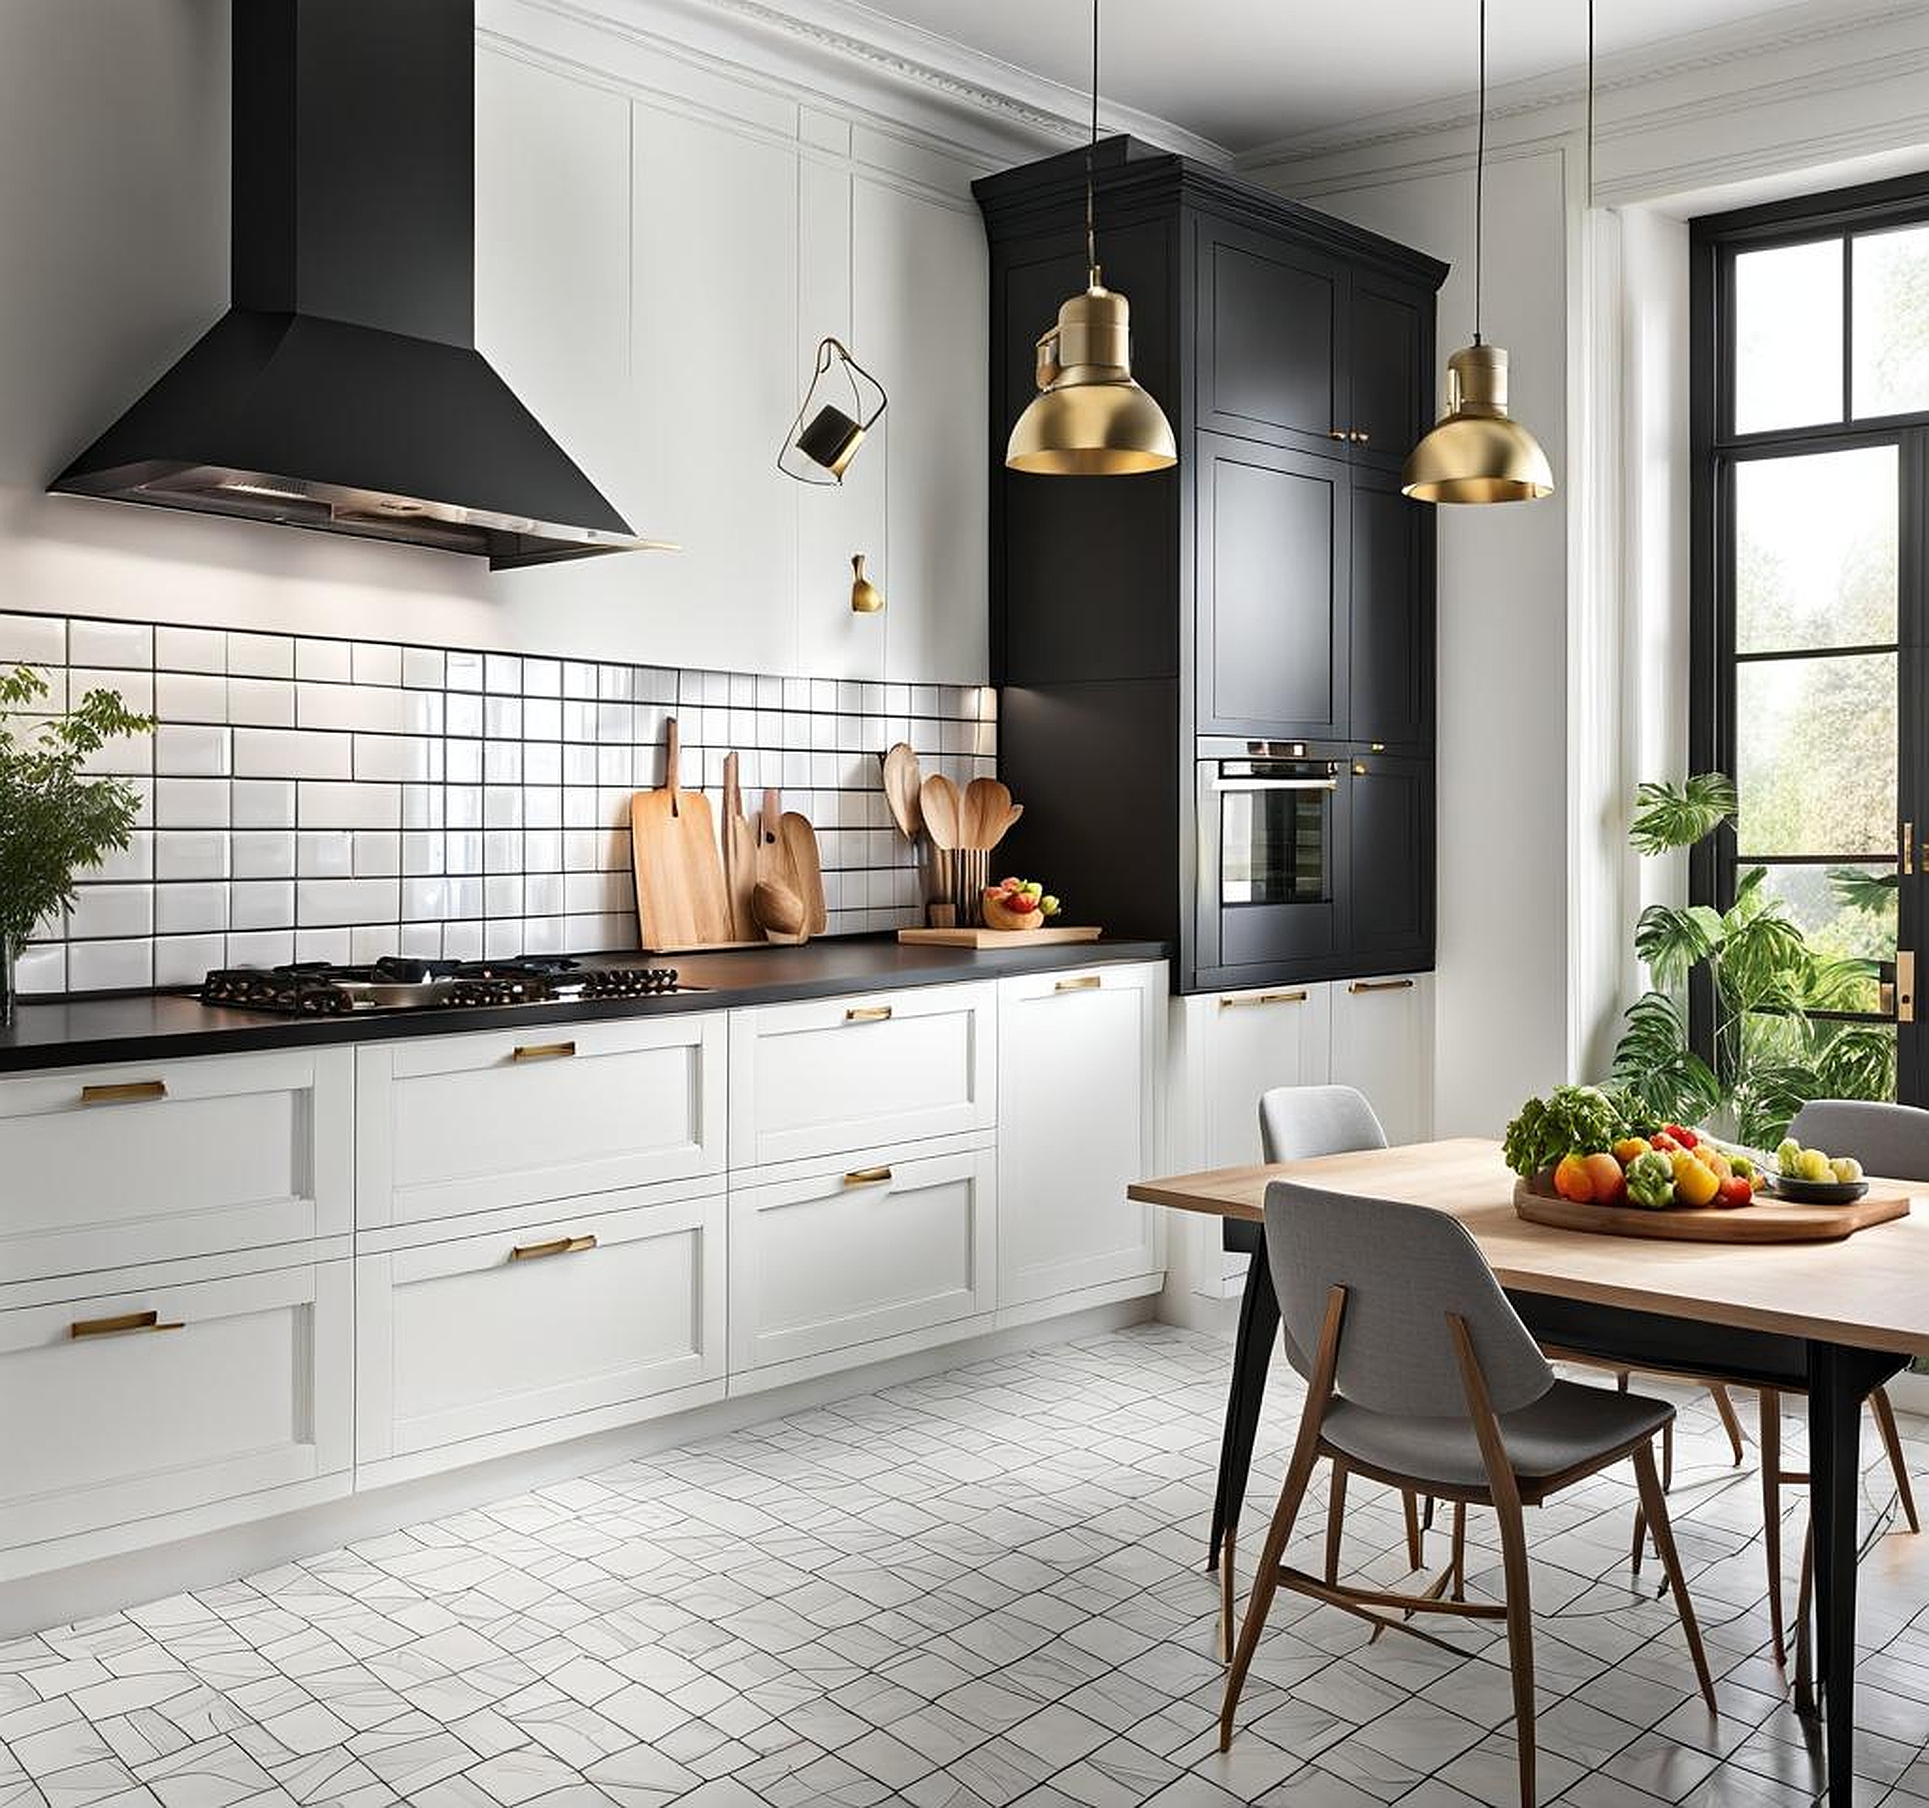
[1233,0,1929,173]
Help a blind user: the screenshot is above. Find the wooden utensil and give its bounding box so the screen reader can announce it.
[721,752,759,941]
[780,813,827,935]
[758,789,795,887]
[752,879,808,944]
[881,744,923,841]
[962,777,1014,851]
[919,774,960,850]
[629,718,731,951]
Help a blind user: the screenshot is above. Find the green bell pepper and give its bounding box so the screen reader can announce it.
[1623,1149,1675,1210]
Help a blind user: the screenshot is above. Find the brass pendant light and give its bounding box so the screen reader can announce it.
[1006,0,1176,476]
[1402,0,1553,505]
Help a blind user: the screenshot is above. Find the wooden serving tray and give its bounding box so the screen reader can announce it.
[897,925,1103,949]
[1513,1175,1913,1243]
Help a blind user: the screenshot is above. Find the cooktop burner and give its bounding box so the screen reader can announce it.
[199,957,694,1016]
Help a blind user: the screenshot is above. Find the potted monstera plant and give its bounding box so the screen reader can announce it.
[0,664,153,1023]
[1609,773,1894,1147]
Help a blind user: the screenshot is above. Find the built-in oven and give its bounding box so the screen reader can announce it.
[1193,738,1347,981]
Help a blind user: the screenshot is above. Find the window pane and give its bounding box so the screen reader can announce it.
[1734,239,1843,433]
[1734,449,1897,652]
[1853,224,1929,417]
[1735,652,1895,856]
[1754,862,1893,1012]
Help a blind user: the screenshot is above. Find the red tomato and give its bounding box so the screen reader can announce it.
[1651,1132,1680,1154]
[1662,1123,1699,1149]
[1716,1174,1753,1209]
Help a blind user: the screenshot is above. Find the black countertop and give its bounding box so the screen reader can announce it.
[0,937,1171,1075]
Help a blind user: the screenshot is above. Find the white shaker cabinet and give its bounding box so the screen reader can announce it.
[1330,973,1434,1147]
[996,962,1166,1309]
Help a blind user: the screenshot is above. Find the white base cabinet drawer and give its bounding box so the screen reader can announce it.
[356,1015,725,1229]
[355,1187,726,1476]
[729,1145,995,1374]
[0,1048,353,1283]
[728,984,994,1168]
[0,1255,352,1570]
[999,963,1165,1308]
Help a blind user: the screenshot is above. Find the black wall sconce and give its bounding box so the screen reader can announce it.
[779,337,888,484]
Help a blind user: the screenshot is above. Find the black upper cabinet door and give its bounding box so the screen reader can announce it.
[1346,753,1433,966]
[1195,218,1349,459]
[1348,277,1429,473]
[1195,433,1350,741]
[1348,469,1433,752]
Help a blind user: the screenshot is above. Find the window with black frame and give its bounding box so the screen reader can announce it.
[1689,176,1929,1109]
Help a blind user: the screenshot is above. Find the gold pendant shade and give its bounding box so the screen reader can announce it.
[1006,280,1177,476]
[1401,342,1553,505]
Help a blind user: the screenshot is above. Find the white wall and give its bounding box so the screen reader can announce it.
[0,0,1011,684]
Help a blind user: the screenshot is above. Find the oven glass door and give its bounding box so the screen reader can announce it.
[1216,763,1335,906]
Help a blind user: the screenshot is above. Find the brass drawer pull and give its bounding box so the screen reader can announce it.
[1348,978,1416,994]
[843,1165,893,1187]
[509,1233,598,1262]
[79,1079,167,1106]
[71,1309,184,1340]
[845,1005,893,1023]
[1054,975,1101,993]
[1351,429,1372,445]
[512,1041,576,1063]
[1352,761,1368,776]
[1328,428,1349,441]
[1219,990,1308,1009]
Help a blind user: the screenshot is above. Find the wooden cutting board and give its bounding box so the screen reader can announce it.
[781,813,826,935]
[721,752,758,941]
[630,718,731,951]
[1512,1175,1913,1244]
[897,925,1103,948]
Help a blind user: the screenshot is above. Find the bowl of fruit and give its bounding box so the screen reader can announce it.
[981,876,1062,932]
[1768,1137,1868,1204]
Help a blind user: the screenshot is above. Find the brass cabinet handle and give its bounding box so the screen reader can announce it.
[845,1005,892,1023]
[1219,989,1308,1009]
[1054,975,1102,993]
[79,1079,167,1106]
[1906,822,1916,877]
[843,1165,893,1187]
[1351,429,1372,445]
[71,1309,184,1340]
[509,1233,598,1262]
[1370,742,1386,753]
[1328,428,1349,441]
[1348,978,1415,994]
[512,1041,576,1063]
[1352,761,1368,776]
[1900,951,1916,1025]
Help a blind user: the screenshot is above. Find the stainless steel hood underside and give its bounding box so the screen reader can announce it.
[50,0,666,571]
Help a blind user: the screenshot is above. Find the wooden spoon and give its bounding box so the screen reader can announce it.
[962,778,1014,851]
[919,774,960,851]
[752,879,808,944]
[881,743,923,841]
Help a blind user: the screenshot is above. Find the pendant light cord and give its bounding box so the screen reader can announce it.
[1472,0,1486,345]
[1085,0,1100,280]
[1586,0,1595,208]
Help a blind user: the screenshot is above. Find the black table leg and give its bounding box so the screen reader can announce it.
[1209,1245,1279,1571]
[1807,1340,1905,1808]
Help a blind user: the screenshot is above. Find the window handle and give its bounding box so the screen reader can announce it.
[1905,822,1914,877]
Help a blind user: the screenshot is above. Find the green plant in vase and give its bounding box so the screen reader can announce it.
[1609,773,1895,1147]
[0,664,154,1022]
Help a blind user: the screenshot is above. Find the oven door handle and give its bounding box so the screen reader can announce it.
[1210,777,1340,792]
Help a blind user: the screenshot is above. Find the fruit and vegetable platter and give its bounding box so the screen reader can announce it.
[1501,1085,1909,1244]
[896,874,1102,947]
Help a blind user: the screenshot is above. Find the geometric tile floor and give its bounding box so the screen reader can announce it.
[3,1324,1927,1808]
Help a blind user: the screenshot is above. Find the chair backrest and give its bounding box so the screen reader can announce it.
[1259,1085,1389,1165]
[1263,1180,1554,1419]
[1789,1098,1929,1182]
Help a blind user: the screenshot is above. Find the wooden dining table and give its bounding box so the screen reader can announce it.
[1128,1137,1929,1808]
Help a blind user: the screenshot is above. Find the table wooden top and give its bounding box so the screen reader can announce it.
[1130,1138,1929,1359]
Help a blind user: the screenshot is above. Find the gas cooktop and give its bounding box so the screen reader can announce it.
[199,956,697,1017]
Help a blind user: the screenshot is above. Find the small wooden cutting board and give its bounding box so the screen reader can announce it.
[721,752,758,941]
[1512,1175,1913,1244]
[897,925,1103,948]
[630,719,731,951]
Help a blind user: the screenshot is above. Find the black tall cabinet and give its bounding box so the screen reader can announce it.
[976,139,1445,994]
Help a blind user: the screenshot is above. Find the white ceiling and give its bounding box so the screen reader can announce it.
[807,0,1869,156]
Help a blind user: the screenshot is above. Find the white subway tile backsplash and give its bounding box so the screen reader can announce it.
[25,613,991,992]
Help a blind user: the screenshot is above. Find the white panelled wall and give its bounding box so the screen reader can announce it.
[0,0,994,683]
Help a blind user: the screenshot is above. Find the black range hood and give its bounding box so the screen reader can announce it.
[51,0,669,571]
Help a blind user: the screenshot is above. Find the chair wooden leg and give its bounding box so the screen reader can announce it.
[1402,1488,1423,1572]
[1489,1477,1537,1808]
[1220,1442,1319,1747]
[1871,1386,1920,1534]
[1326,1460,1351,1587]
[1759,1387,1786,1663]
[1450,1500,1467,1601]
[1709,1384,1746,1467]
[1219,1528,1237,1666]
[1662,1415,1675,1492]
[1634,1438,1718,1713]
[1630,1503,1647,1576]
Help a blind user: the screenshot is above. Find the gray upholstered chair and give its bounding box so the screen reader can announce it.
[1221,1182,1716,1808]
